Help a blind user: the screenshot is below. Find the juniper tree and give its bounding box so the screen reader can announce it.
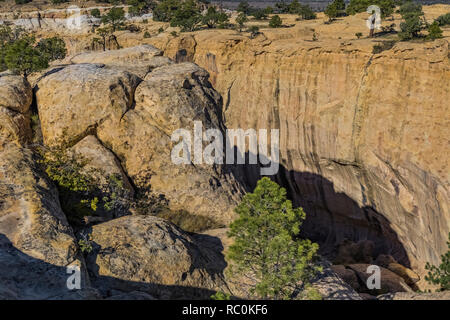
[227,177,322,299]
[235,12,248,32]
[425,233,450,291]
[4,36,49,78]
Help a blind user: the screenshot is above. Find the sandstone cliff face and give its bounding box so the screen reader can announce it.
[147,27,450,285]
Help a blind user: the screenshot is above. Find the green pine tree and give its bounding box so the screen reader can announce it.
[427,21,443,40]
[4,36,49,78]
[269,15,283,28]
[425,233,450,291]
[227,177,322,299]
[235,12,248,32]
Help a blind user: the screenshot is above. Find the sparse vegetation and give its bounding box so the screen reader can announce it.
[297,4,317,20]
[269,15,283,28]
[226,177,322,299]
[78,233,94,254]
[236,12,248,32]
[425,233,450,291]
[346,0,396,19]
[372,40,397,53]
[36,37,67,61]
[210,291,231,300]
[355,32,363,39]
[90,9,101,19]
[248,25,260,39]
[398,1,425,40]
[38,147,132,226]
[435,12,450,27]
[251,9,268,21]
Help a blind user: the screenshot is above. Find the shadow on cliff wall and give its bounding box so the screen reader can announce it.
[229,150,411,268]
[0,233,223,300]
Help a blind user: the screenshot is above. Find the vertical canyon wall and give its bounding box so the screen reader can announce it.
[148,29,450,283]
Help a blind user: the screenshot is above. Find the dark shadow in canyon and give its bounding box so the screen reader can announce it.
[228,150,411,268]
[0,233,223,300]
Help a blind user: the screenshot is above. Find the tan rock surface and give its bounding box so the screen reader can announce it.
[69,135,134,195]
[84,215,228,299]
[0,74,33,148]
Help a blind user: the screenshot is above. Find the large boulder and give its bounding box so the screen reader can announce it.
[36,63,141,147]
[36,49,244,226]
[374,254,420,287]
[0,144,94,299]
[84,215,228,299]
[345,263,413,295]
[0,74,33,114]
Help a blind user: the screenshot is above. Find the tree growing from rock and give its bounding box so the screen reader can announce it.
[425,233,450,291]
[90,8,101,19]
[252,9,268,20]
[346,0,395,19]
[435,12,450,27]
[36,37,67,61]
[226,177,322,299]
